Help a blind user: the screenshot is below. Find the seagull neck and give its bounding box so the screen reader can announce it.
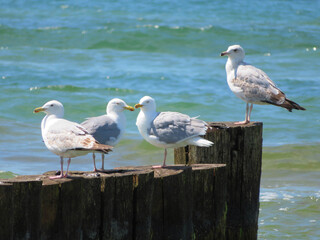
[41,114,59,131]
[142,110,158,121]
[136,110,158,137]
[109,111,126,125]
[227,57,243,70]
[46,114,61,120]
[226,58,244,81]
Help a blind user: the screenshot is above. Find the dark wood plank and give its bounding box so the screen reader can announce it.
[174,122,263,240]
[0,182,13,240]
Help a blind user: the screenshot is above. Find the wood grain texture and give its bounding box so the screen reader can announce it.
[1,164,228,240]
[175,122,263,240]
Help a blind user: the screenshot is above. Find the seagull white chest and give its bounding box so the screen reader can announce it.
[41,116,65,156]
[136,112,152,139]
[225,60,248,102]
[41,115,59,144]
[136,111,163,145]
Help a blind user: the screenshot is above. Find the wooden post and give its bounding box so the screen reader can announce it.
[40,179,60,240]
[9,176,43,240]
[175,122,263,240]
[132,170,154,240]
[0,182,13,240]
[41,172,102,240]
[100,169,154,240]
[80,174,102,240]
[153,166,193,240]
[101,172,134,240]
[1,164,227,240]
[59,177,83,239]
[191,164,227,240]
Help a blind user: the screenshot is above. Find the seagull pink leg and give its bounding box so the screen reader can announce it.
[49,157,64,179]
[64,158,71,177]
[235,103,250,125]
[248,103,253,122]
[162,149,168,167]
[92,153,97,172]
[152,149,167,169]
[95,154,107,172]
[92,154,106,172]
[101,154,105,170]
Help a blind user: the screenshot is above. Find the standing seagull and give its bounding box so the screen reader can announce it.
[135,96,213,168]
[81,98,134,172]
[221,45,305,124]
[34,100,113,179]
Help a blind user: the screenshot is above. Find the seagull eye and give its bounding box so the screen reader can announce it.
[50,104,54,107]
[146,101,149,104]
[234,49,238,52]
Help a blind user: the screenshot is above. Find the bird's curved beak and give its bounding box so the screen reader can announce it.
[220,51,228,56]
[124,105,135,111]
[134,103,143,109]
[33,107,45,113]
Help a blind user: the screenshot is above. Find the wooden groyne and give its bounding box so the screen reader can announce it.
[0,165,226,240]
[0,122,262,240]
[175,122,263,240]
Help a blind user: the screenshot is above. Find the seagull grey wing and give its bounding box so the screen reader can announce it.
[149,112,208,144]
[81,115,121,145]
[45,119,96,152]
[238,64,277,87]
[235,64,286,104]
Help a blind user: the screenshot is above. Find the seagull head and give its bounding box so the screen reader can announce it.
[33,100,64,117]
[107,98,134,114]
[220,45,245,62]
[134,96,156,112]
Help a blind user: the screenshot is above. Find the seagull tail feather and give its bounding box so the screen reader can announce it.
[281,98,306,112]
[92,142,113,154]
[188,137,214,147]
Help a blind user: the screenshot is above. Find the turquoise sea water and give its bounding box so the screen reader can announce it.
[1,0,319,238]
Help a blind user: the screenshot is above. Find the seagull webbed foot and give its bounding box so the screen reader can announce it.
[234,120,250,125]
[49,174,65,179]
[152,164,167,169]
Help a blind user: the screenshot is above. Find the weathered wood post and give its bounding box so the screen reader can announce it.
[175,122,263,240]
[0,182,13,240]
[0,164,227,240]
[100,168,154,240]
[11,178,42,240]
[40,179,60,240]
[191,164,227,240]
[149,164,227,240]
[152,166,193,240]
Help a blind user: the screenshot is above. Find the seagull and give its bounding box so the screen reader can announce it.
[221,45,305,124]
[135,96,213,168]
[81,98,134,172]
[34,100,113,179]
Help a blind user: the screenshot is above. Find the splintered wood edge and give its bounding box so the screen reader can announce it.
[190,164,226,170]
[0,164,227,185]
[207,121,263,131]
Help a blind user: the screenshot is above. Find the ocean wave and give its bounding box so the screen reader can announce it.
[29,85,134,93]
[37,26,61,31]
[135,23,215,32]
[262,143,320,171]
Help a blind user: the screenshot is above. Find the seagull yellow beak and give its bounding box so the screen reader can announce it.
[220,51,228,56]
[124,105,135,111]
[134,103,143,109]
[33,107,45,113]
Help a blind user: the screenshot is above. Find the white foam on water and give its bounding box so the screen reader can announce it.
[260,191,278,202]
